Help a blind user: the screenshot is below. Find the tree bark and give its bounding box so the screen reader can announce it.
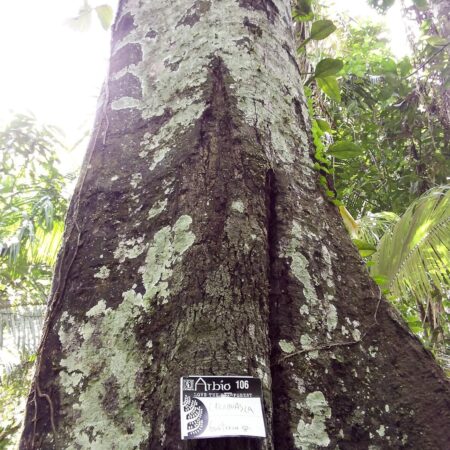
[21,0,450,449]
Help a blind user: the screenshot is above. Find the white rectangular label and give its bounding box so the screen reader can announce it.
[180,376,266,439]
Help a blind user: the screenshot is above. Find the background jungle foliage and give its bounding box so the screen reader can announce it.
[1,0,449,447]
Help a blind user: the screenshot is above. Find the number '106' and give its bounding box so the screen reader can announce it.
[235,380,249,389]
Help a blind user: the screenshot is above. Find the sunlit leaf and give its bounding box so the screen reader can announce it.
[354,239,377,257]
[95,5,114,30]
[317,76,341,102]
[328,141,362,159]
[372,185,450,305]
[310,20,337,41]
[426,36,449,47]
[315,118,332,132]
[315,58,344,79]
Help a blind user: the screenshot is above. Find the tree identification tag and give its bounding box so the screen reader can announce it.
[180,376,266,440]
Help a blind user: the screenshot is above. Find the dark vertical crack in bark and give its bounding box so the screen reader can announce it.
[265,169,296,450]
[140,56,271,450]
[238,0,279,23]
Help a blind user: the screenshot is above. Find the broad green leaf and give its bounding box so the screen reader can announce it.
[315,58,344,78]
[95,5,114,30]
[315,118,332,132]
[353,239,377,257]
[380,57,397,74]
[310,20,336,41]
[371,275,389,286]
[426,36,448,47]
[317,76,341,102]
[328,141,362,159]
[398,57,412,77]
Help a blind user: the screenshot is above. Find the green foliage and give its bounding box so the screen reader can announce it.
[353,187,450,366]
[0,114,69,357]
[95,4,114,30]
[328,141,363,160]
[310,19,337,41]
[314,58,343,78]
[293,0,313,22]
[0,358,33,448]
[316,76,341,102]
[66,1,113,31]
[352,239,377,257]
[354,211,400,245]
[372,186,450,305]
[298,19,337,50]
[326,21,450,216]
[298,3,450,367]
[0,114,70,448]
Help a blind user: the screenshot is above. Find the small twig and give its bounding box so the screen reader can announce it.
[277,337,363,364]
[403,43,450,80]
[276,287,383,365]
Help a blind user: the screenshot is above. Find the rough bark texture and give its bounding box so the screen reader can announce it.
[21,0,450,449]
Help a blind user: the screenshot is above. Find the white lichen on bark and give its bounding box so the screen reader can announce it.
[57,215,195,446]
[93,265,111,279]
[148,198,168,219]
[279,339,296,353]
[231,199,245,213]
[113,236,147,263]
[139,214,195,302]
[58,293,148,449]
[111,0,312,179]
[293,391,331,449]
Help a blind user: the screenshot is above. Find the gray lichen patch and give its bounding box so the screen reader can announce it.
[279,339,296,354]
[139,214,195,302]
[326,304,338,332]
[283,220,341,342]
[130,172,142,189]
[58,290,149,449]
[57,215,196,446]
[231,199,245,213]
[111,0,310,185]
[94,266,111,280]
[148,198,168,219]
[293,391,331,449]
[283,221,319,306]
[113,236,147,263]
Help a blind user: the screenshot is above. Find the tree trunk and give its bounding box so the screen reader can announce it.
[20,1,450,449]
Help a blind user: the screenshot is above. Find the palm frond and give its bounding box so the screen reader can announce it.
[372,185,450,301]
[356,211,400,245]
[0,305,45,353]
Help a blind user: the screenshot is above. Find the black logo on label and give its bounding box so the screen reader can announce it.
[183,396,208,437]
